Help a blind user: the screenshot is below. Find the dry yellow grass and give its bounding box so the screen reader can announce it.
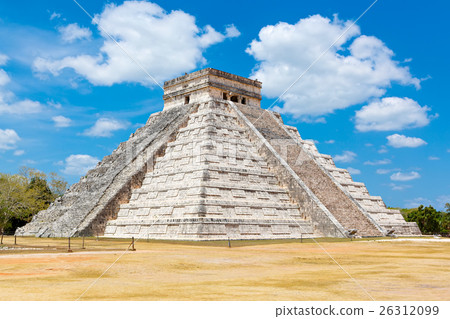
[0,236,449,301]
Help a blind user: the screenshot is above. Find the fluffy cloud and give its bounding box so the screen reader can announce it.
[0,128,20,150]
[428,156,439,161]
[0,54,45,115]
[390,171,420,181]
[62,154,99,176]
[333,150,356,163]
[224,25,241,38]
[13,149,25,156]
[355,97,433,132]
[346,167,361,175]
[246,15,419,119]
[34,1,240,86]
[83,118,128,137]
[58,23,92,43]
[387,134,427,148]
[52,115,72,128]
[364,159,391,166]
[0,99,44,115]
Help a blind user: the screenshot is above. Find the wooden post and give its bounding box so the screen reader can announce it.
[68,237,73,253]
[131,237,136,251]
[82,236,85,249]
[14,235,17,245]
[228,238,231,248]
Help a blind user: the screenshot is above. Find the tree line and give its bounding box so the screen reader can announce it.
[0,167,67,235]
[402,204,450,235]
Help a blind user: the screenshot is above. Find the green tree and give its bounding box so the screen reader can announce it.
[0,173,32,234]
[405,205,442,234]
[0,168,68,234]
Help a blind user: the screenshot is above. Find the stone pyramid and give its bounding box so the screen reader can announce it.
[17,68,421,239]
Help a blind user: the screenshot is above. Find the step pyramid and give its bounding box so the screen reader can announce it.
[17,68,421,239]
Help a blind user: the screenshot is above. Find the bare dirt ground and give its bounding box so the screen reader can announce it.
[0,236,449,301]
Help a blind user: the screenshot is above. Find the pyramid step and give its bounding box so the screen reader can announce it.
[119,199,301,210]
[145,165,276,179]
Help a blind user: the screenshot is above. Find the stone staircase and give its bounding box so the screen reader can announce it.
[104,100,314,240]
[235,104,385,237]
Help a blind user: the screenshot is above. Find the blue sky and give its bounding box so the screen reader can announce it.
[0,0,448,209]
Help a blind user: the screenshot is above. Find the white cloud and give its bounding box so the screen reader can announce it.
[428,156,439,161]
[58,23,92,43]
[246,15,419,119]
[13,149,25,156]
[355,97,433,132]
[0,54,11,87]
[364,159,391,166]
[34,1,240,86]
[0,56,45,115]
[0,69,10,86]
[0,54,9,66]
[225,24,241,38]
[52,115,72,128]
[305,139,319,144]
[390,171,420,181]
[436,195,450,210]
[404,197,432,208]
[333,150,356,163]
[378,146,388,154]
[62,154,99,176]
[376,168,398,175]
[0,128,20,150]
[50,12,61,20]
[387,134,427,148]
[405,195,450,210]
[83,118,128,137]
[48,101,62,109]
[389,183,411,191]
[0,99,44,115]
[325,139,335,144]
[346,167,361,175]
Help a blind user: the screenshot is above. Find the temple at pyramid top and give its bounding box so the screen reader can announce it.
[162,68,262,110]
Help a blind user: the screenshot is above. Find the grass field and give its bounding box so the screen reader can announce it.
[0,236,449,301]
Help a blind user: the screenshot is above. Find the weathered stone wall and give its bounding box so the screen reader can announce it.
[163,68,262,110]
[104,100,315,240]
[229,102,347,237]
[233,103,384,237]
